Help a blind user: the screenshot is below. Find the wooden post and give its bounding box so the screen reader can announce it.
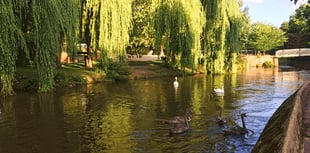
[85,46,93,68]
[85,56,92,68]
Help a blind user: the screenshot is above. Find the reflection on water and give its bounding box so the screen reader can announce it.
[0,68,310,153]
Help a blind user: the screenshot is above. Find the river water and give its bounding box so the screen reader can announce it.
[0,67,310,153]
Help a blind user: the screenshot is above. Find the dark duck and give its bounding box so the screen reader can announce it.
[169,116,190,134]
[164,109,192,124]
[216,110,227,126]
[223,113,248,135]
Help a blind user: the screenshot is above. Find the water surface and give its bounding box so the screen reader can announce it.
[0,68,309,153]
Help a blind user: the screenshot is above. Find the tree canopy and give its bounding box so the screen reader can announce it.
[288,1,310,33]
[1,0,247,96]
[0,1,26,96]
[82,0,132,60]
[248,23,287,52]
[281,1,310,48]
[152,0,206,70]
[128,0,154,56]
[202,0,243,73]
[0,0,79,96]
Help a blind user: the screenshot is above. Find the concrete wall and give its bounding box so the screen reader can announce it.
[243,55,278,67]
[252,81,310,153]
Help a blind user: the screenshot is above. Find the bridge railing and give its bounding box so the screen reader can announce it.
[275,48,310,58]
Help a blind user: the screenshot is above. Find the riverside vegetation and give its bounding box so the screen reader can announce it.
[4,0,303,96]
[13,60,182,92]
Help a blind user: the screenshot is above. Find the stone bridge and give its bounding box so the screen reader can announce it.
[275,48,310,58]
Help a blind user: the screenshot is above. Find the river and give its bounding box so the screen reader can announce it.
[0,67,309,153]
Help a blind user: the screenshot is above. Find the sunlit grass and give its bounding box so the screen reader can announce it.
[15,63,105,91]
[127,60,163,66]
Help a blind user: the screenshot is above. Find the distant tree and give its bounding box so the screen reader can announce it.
[248,23,287,53]
[240,6,251,51]
[286,1,310,48]
[280,21,289,32]
[128,0,155,56]
[291,0,310,4]
[288,2,310,33]
[291,0,298,4]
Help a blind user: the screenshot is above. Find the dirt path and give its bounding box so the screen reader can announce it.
[127,55,178,79]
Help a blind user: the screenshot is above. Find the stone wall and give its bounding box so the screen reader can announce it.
[252,81,310,153]
[242,55,278,68]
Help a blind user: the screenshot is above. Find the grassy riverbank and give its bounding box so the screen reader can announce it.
[127,60,180,79]
[13,60,182,92]
[14,63,104,91]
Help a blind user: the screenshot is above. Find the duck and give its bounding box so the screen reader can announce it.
[216,116,227,126]
[214,86,224,94]
[216,110,227,126]
[169,116,190,134]
[164,114,191,124]
[173,77,179,88]
[223,113,248,135]
[164,109,192,124]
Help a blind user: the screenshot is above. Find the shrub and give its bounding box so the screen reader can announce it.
[72,76,87,84]
[262,61,274,68]
[106,62,130,81]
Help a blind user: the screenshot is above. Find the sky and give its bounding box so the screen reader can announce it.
[242,0,308,27]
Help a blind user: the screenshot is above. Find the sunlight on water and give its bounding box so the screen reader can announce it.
[0,68,310,153]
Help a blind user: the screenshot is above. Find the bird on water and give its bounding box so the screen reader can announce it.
[223,113,249,135]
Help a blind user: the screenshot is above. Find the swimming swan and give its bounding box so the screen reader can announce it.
[214,86,224,94]
[173,77,179,88]
[164,109,192,124]
[169,116,190,134]
[223,113,248,135]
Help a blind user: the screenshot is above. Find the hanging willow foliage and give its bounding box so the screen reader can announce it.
[203,0,243,74]
[83,0,132,63]
[31,1,58,92]
[224,1,243,73]
[0,0,79,95]
[0,1,27,96]
[99,0,132,60]
[31,0,79,92]
[152,0,205,70]
[60,0,80,59]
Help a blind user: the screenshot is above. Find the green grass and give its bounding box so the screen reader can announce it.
[127,60,163,66]
[13,60,187,92]
[14,63,106,91]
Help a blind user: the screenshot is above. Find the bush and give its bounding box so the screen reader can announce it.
[14,78,38,91]
[71,76,87,84]
[106,62,130,81]
[262,61,274,68]
[54,72,67,86]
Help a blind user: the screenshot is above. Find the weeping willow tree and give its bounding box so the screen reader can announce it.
[203,0,243,74]
[152,0,206,71]
[82,0,132,63]
[0,1,27,96]
[29,0,79,92]
[0,0,79,95]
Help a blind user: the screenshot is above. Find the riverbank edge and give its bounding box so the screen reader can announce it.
[12,61,184,92]
[252,81,310,153]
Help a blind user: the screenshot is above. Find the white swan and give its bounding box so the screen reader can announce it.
[214,86,224,94]
[173,77,179,88]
